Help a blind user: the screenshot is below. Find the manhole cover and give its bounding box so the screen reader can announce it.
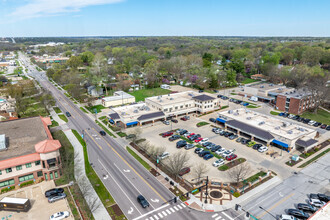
[210,191,222,198]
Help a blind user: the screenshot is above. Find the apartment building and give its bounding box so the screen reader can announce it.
[0,117,62,189]
[276,89,314,115]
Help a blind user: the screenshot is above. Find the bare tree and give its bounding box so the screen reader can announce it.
[192,163,209,183]
[167,151,190,179]
[130,127,142,145]
[148,146,166,159]
[227,163,251,186]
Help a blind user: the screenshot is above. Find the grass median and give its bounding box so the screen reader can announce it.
[126,146,151,171]
[95,120,116,138]
[298,148,330,168]
[58,114,68,122]
[54,107,62,114]
[80,107,88,113]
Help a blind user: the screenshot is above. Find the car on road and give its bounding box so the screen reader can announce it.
[194,137,203,143]
[226,154,237,161]
[297,203,317,213]
[203,153,214,160]
[137,195,149,208]
[209,118,216,123]
[176,140,187,148]
[171,119,178,123]
[65,112,71,117]
[194,148,203,154]
[99,130,106,136]
[45,188,64,197]
[159,152,170,160]
[169,135,180,141]
[49,211,70,220]
[162,132,173,137]
[279,214,297,220]
[213,159,225,167]
[308,198,326,207]
[179,167,190,176]
[184,144,195,150]
[258,146,268,153]
[287,209,309,219]
[48,193,67,203]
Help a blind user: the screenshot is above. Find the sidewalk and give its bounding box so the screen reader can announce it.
[63,129,111,220]
[50,109,67,126]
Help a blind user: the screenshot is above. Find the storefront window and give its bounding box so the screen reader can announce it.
[45,173,48,180]
[35,161,41,166]
[50,173,53,180]
[0,179,15,187]
[19,174,34,182]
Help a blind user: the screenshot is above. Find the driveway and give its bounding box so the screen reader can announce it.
[0,181,74,220]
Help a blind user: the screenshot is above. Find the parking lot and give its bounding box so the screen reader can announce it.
[0,181,74,220]
[139,111,297,183]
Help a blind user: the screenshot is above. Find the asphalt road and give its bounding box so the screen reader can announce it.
[18,53,231,220]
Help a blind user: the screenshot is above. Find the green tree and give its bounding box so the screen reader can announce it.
[67,56,83,69]
[226,69,237,86]
[80,51,94,66]
[202,53,213,68]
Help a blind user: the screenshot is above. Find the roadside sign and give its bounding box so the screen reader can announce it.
[81,134,84,139]
[94,108,98,114]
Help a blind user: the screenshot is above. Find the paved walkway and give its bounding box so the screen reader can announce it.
[63,129,112,220]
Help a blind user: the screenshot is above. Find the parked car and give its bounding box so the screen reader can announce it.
[184,144,195,150]
[203,154,214,160]
[194,137,203,143]
[288,114,295,119]
[279,214,297,220]
[211,145,221,152]
[200,138,209,144]
[176,140,187,148]
[241,139,250,145]
[303,118,311,124]
[180,116,188,121]
[65,112,71,117]
[258,146,268,153]
[297,203,317,213]
[189,134,201,141]
[49,211,70,220]
[247,141,256,147]
[320,124,327,129]
[222,150,233,157]
[229,134,238,140]
[215,148,226,155]
[99,130,106,136]
[206,143,215,150]
[187,133,196,138]
[298,117,305,122]
[163,120,170,125]
[171,119,178,123]
[169,135,180,141]
[179,130,188,135]
[159,152,170,160]
[45,188,64,198]
[224,132,234,137]
[199,150,210,157]
[326,125,330,130]
[214,128,222,134]
[162,132,173,137]
[252,144,262,150]
[213,159,225,167]
[199,90,204,93]
[125,134,136,139]
[287,209,309,219]
[178,167,190,176]
[217,94,223,98]
[317,193,330,202]
[202,142,212,147]
[278,112,285,116]
[48,193,67,203]
[309,198,326,207]
[209,118,216,123]
[236,137,244,143]
[137,195,149,208]
[313,122,322,127]
[292,115,300,120]
[283,113,289,117]
[308,120,316,125]
[194,148,203,154]
[219,130,226,136]
[226,154,237,161]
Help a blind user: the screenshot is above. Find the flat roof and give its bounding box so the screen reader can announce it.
[146,91,198,106]
[219,108,313,141]
[247,82,285,91]
[111,103,159,123]
[102,91,135,102]
[0,117,48,161]
[279,89,311,98]
[0,197,29,204]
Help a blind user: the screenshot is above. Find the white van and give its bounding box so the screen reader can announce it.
[249,96,258,102]
[279,215,297,220]
[159,152,169,160]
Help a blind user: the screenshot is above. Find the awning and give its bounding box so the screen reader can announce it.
[126,121,138,126]
[216,118,226,123]
[272,139,289,148]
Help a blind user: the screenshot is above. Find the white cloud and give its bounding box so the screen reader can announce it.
[10,0,124,19]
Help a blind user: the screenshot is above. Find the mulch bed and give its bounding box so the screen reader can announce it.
[150,168,160,177]
[240,176,273,195]
[109,204,124,218]
[285,159,303,167]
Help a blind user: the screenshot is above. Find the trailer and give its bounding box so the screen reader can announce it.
[0,197,31,212]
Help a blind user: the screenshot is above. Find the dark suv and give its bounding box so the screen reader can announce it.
[176,140,187,148]
[65,112,71,117]
[45,188,64,198]
[297,203,316,213]
[169,135,180,141]
[137,195,149,208]
[199,150,210,157]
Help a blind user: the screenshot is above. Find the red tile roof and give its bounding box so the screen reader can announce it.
[0,153,40,170]
[35,140,61,153]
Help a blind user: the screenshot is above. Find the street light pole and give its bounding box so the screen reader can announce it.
[204,176,209,204]
[259,206,277,219]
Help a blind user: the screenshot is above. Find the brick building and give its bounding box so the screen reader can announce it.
[276,90,314,115]
[0,117,62,189]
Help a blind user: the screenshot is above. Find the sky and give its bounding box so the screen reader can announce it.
[0,0,329,37]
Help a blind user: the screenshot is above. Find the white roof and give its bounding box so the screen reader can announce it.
[102,91,134,102]
[0,197,29,204]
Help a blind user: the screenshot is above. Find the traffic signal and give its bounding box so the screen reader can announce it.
[235,204,240,211]
[246,212,250,217]
[185,192,189,197]
[173,197,177,203]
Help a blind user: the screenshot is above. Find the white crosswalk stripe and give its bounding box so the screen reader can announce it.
[174,206,179,211]
[222,212,234,220]
[170,208,175,212]
[215,216,222,220]
[212,213,219,218]
[141,203,188,220]
[158,213,163,218]
[166,209,171,214]
[177,204,183,209]
[162,211,167,216]
[149,217,154,220]
[153,215,159,220]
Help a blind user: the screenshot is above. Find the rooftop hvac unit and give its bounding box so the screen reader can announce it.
[258,121,265,125]
[133,109,139,113]
[275,126,280,130]
[282,122,287,127]
[287,130,293,134]
[247,117,251,120]
[234,113,239,116]
[170,98,174,100]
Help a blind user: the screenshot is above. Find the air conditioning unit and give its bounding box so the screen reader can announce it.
[275,126,280,130]
[258,121,265,125]
[247,117,251,120]
[287,130,293,134]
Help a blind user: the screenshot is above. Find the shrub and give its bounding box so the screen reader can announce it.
[233,191,240,197]
[20,180,34,188]
[1,186,15,194]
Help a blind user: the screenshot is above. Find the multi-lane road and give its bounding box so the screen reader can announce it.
[18,53,237,220]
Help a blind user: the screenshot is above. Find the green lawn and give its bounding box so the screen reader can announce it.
[58,114,68,122]
[86,105,106,113]
[54,107,62,114]
[117,132,127,137]
[129,88,171,102]
[298,148,330,168]
[270,111,280,115]
[196,122,210,127]
[241,78,259,84]
[126,146,151,170]
[300,109,330,125]
[80,107,88,113]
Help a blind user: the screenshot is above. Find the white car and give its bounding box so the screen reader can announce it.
[213,159,225,167]
[214,128,222,134]
[184,132,191,137]
[288,114,295,119]
[222,150,233,157]
[200,138,209,144]
[309,198,326,207]
[258,146,268,153]
[49,211,70,220]
[279,214,297,220]
[308,120,316,125]
[215,148,225,155]
[159,152,170,160]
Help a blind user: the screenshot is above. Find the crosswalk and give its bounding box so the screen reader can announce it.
[211,212,235,220]
[144,203,187,220]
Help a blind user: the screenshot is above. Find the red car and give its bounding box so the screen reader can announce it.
[194,137,203,143]
[178,167,190,176]
[180,117,187,121]
[187,133,195,138]
[226,154,237,161]
[162,132,173,138]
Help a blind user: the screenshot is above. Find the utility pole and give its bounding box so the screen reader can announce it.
[259,206,277,219]
[204,176,209,204]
